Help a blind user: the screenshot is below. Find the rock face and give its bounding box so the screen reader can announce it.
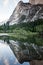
[30,60,43,65]
[8,1,31,25]
[8,1,43,25]
[29,0,43,4]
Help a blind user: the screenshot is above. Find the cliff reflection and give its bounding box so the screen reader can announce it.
[9,40,43,63]
[0,36,43,64]
[0,39,29,65]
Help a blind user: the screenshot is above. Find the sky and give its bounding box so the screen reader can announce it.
[0,0,29,22]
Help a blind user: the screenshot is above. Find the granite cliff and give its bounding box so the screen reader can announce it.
[8,1,43,25]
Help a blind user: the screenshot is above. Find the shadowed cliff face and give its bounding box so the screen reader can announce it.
[8,1,43,25]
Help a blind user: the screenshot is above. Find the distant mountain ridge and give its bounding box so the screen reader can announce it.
[8,1,43,25]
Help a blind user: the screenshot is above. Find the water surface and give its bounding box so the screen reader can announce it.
[0,40,30,65]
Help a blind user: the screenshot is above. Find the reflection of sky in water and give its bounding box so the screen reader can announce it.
[0,41,30,65]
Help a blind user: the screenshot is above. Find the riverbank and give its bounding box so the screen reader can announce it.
[0,32,43,46]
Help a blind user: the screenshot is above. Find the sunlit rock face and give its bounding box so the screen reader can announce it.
[8,1,31,25]
[29,0,43,4]
[8,1,43,25]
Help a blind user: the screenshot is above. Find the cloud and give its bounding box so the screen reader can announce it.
[3,0,9,6]
[0,13,8,22]
[3,58,9,65]
[13,0,18,6]
[14,59,18,64]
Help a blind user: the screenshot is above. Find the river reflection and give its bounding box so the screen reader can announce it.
[0,40,30,65]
